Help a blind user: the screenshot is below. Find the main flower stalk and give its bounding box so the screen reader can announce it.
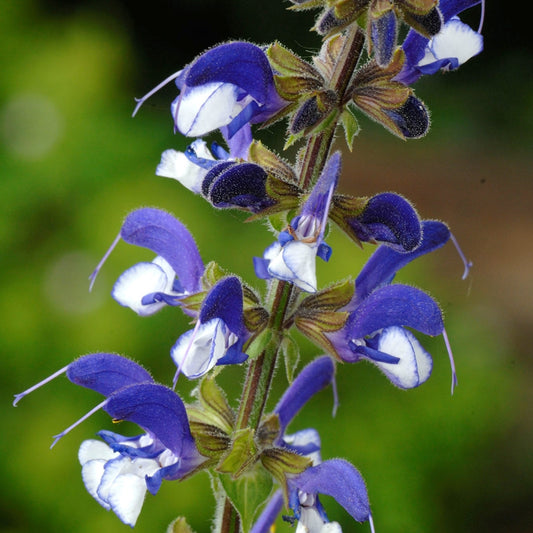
[218,22,366,533]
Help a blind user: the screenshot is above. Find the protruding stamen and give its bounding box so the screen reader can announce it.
[50,399,108,449]
[13,365,69,406]
[442,327,458,394]
[477,0,485,33]
[89,231,121,291]
[331,369,339,418]
[450,232,473,280]
[132,70,182,118]
[172,320,202,389]
[369,513,376,533]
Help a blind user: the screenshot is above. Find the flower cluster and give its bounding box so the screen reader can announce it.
[14,0,481,530]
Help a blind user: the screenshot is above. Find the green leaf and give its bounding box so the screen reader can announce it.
[275,75,323,101]
[216,428,258,477]
[166,517,195,533]
[201,261,229,290]
[178,291,206,315]
[287,0,325,11]
[218,465,274,533]
[267,212,291,234]
[198,377,235,434]
[248,141,297,184]
[187,419,230,458]
[243,306,270,333]
[299,278,355,311]
[256,414,281,449]
[340,103,360,151]
[267,42,322,79]
[261,447,312,492]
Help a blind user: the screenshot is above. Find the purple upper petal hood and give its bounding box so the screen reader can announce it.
[175,42,286,136]
[66,353,153,396]
[290,459,371,523]
[348,283,444,341]
[183,43,277,108]
[120,208,204,294]
[355,220,450,302]
[199,276,247,338]
[104,383,197,460]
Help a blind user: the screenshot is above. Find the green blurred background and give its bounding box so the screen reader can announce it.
[2,0,532,532]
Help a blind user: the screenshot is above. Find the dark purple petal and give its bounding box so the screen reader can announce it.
[66,353,153,396]
[185,42,275,105]
[385,95,429,138]
[207,162,274,213]
[371,10,397,67]
[347,192,421,252]
[199,277,246,337]
[293,459,370,522]
[316,8,344,35]
[274,356,335,434]
[290,96,325,134]
[202,161,237,197]
[120,208,204,294]
[104,383,197,459]
[347,284,444,340]
[355,220,450,301]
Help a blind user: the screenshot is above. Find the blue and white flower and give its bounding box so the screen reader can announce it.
[79,383,204,527]
[254,152,340,293]
[156,139,222,194]
[253,357,373,533]
[133,41,287,159]
[326,220,470,391]
[157,139,275,214]
[397,0,484,84]
[90,207,204,317]
[14,354,204,527]
[171,276,249,380]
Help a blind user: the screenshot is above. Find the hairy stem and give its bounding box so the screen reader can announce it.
[299,26,365,190]
[219,497,241,533]
[216,23,365,533]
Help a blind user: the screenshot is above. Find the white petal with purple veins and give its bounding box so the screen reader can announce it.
[420,17,483,68]
[97,456,159,527]
[176,82,255,137]
[374,326,432,388]
[171,318,229,379]
[79,440,119,510]
[112,257,177,316]
[281,241,318,293]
